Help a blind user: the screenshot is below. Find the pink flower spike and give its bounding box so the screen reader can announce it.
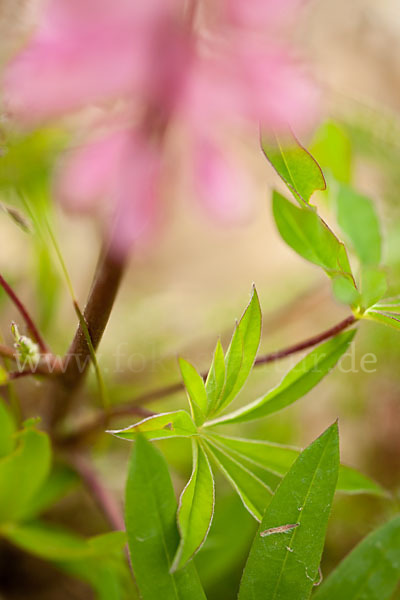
[193,137,252,223]
[222,0,303,30]
[109,138,161,259]
[56,130,131,213]
[3,0,180,122]
[57,129,162,259]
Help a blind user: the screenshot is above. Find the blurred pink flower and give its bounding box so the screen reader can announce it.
[3,0,317,257]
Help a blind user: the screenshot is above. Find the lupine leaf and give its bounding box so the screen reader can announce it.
[336,186,382,266]
[0,422,51,523]
[205,340,225,414]
[0,399,16,458]
[108,411,198,442]
[273,191,355,289]
[208,434,386,497]
[172,441,215,571]
[261,131,326,204]
[179,358,208,425]
[203,439,272,521]
[238,422,339,600]
[125,436,206,599]
[206,330,356,425]
[214,287,262,415]
[314,516,400,600]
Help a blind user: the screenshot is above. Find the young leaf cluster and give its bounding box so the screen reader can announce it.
[110,288,385,575]
[262,127,400,329]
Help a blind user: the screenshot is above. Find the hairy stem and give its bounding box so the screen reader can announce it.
[0,273,49,353]
[59,314,357,446]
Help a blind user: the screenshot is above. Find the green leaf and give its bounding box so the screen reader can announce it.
[364,310,400,331]
[171,441,215,571]
[204,439,272,521]
[238,422,339,600]
[207,330,356,425]
[0,422,51,523]
[314,516,400,600]
[214,287,262,415]
[208,434,386,497]
[332,275,361,307]
[108,410,198,441]
[179,358,208,425]
[310,120,352,184]
[372,297,400,312]
[359,267,387,311]
[0,399,16,458]
[336,185,382,266]
[205,340,225,414]
[261,131,326,204]
[1,521,126,561]
[125,435,206,599]
[194,494,256,590]
[273,191,355,288]
[205,435,281,491]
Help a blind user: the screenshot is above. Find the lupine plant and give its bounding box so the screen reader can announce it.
[0,0,400,599]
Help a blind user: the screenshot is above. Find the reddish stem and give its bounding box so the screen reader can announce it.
[0,273,49,354]
[59,314,357,446]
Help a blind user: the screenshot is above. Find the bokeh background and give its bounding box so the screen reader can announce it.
[1,0,400,598]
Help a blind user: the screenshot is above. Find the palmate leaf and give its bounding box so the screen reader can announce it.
[171,441,215,572]
[207,434,386,498]
[261,130,326,205]
[203,439,272,522]
[108,410,198,441]
[206,330,356,426]
[239,422,339,600]
[314,516,400,600]
[125,435,206,599]
[175,287,261,423]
